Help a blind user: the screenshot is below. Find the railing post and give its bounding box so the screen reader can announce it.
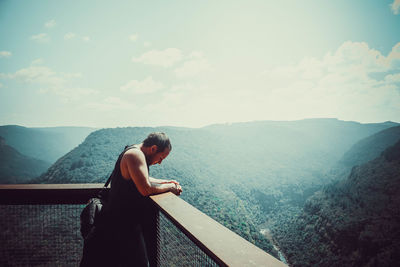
[143,197,160,267]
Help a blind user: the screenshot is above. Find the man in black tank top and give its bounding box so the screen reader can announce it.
[80,132,182,267]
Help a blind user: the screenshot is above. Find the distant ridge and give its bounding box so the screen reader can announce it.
[0,136,50,183]
[204,118,398,128]
[0,125,96,163]
[339,125,400,168]
[36,119,397,185]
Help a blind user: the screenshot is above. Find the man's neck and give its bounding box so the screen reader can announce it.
[137,143,152,166]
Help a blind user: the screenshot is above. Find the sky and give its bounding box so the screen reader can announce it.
[0,0,400,128]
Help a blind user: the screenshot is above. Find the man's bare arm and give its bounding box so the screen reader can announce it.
[149,177,179,185]
[122,151,181,196]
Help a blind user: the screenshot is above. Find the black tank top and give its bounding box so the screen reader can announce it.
[102,145,149,228]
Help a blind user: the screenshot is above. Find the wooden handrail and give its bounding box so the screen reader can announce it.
[0,183,105,204]
[151,192,287,267]
[0,184,287,267]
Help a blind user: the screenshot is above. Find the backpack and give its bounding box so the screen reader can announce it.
[80,173,112,240]
[80,145,137,239]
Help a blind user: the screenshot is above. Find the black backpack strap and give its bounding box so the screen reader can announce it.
[103,144,139,189]
[104,171,113,188]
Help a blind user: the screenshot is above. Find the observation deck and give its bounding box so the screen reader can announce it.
[0,184,287,267]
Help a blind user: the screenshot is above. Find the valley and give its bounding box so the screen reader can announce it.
[1,119,399,266]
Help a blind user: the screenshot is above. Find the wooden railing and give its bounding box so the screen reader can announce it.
[0,184,287,267]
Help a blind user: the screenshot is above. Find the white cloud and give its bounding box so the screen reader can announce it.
[120,76,164,94]
[42,87,98,102]
[12,65,65,87]
[0,51,12,58]
[85,97,134,111]
[391,0,400,14]
[110,97,136,110]
[0,64,91,101]
[45,19,56,28]
[31,58,44,65]
[0,62,80,87]
[132,48,183,67]
[129,34,138,42]
[174,57,211,78]
[388,42,400,69]
[143,42,151,47]
[141,82,228,127]
[64,33,90,42]
[189,51,204,59]
[384,73,400,84]
[262,41,393,85]
[64,32,76,40]
[61,72,82,79]
[31,33,50,43]
[323,41,388,73]
[170,83,196,92]
[258,41,400,122]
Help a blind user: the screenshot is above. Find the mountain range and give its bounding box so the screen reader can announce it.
[0,125,96,163]
[0,136,50,183]
[1,119,399,265]
[31,118,399,259]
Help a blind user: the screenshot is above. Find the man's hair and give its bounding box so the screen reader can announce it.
[142,132,172,152]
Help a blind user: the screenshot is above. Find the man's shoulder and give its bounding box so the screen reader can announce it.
[122,147,145,163]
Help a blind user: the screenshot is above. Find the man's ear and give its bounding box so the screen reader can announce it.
[150,145,158,153]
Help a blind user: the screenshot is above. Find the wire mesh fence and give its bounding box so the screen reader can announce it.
[0,204,84,267]
[157,212,219,267]
[0,204,220,267]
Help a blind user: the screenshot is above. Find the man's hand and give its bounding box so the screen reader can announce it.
[170,183,182,196]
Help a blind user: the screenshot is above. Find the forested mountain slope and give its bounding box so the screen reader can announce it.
[328,125,400,185]
[273,139,400,266]
[33,119,397,258]
[0,136,50,183]
[339,125,400,168]
[35,126,279,255]
[205,119,398,164]
[0,125,96,163]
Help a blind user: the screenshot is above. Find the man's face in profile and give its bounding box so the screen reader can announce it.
[146,146,170,166]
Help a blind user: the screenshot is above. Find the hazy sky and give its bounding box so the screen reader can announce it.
[1,0,399,128]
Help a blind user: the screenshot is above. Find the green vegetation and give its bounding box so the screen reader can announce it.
[31,119,398,260]
[2,119,399,264]
[0,136,50,183]
[272,140,400,266]
[339,125,400,169]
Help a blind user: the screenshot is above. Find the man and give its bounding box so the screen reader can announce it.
[120,132,182,197]
[80,132,181,267]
